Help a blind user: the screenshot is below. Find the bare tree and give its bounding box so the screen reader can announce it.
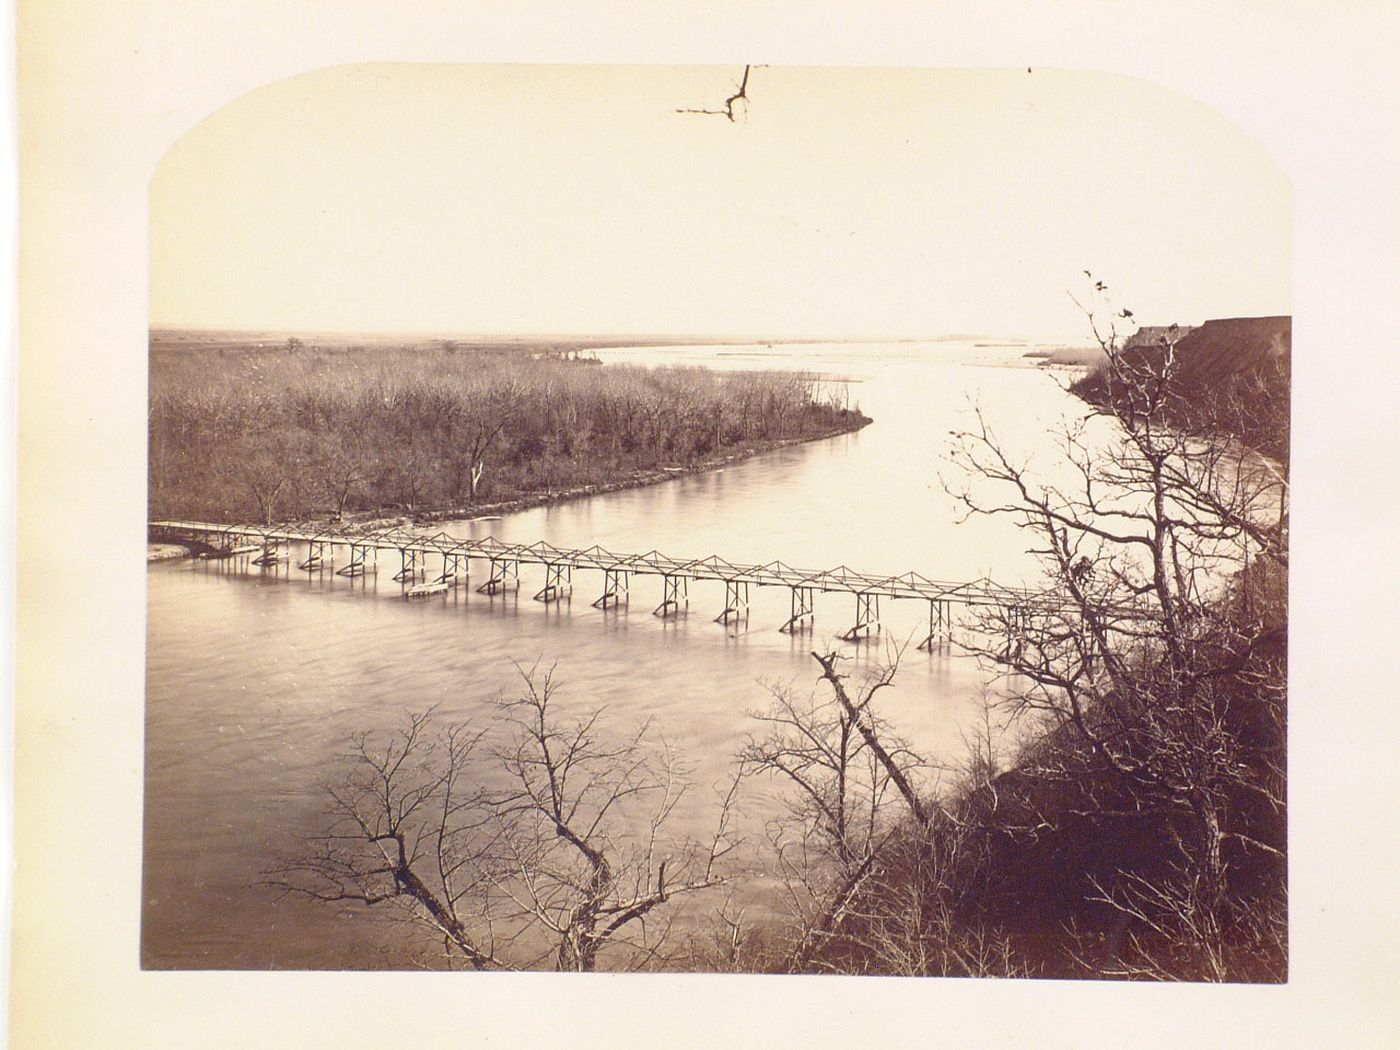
[742,675,887,871]
[738,650,942,972]
[269,665,739,972]
[232,428,311,524]
[944,280,1288,980]
[485,664,740,971]
[315,430,375,519]
[809,651,930,825]
[264,711,508,967]
[446,377,521,502]
[738,653,1031,976]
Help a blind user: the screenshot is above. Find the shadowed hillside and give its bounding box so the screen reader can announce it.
[1073,316,1291,463]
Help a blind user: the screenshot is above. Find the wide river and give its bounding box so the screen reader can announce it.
[143,339,1091,969]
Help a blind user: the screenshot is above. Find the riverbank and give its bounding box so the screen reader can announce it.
[789,328,1290,981]
[147,412,871,548]
[147,543,191,561]
[345,415,871,529]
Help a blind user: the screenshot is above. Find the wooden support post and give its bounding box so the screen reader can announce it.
[999,604,1027,661]
[779,586,815,633]
[592,568,629,609]
[253,541,289,568]
[918,599,954,650]
[534,563,573,603]
[714,579,750,624]
[476,557,519,595]
[211,530,258,561]
[336,542,376,578]
[298,540,330,572]
[840,593,881,641]
[436,552,468,586]
[225,536,261,560]
[653,574,689,617]
[393,547,423,583]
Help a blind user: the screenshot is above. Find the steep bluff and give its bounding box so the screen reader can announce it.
[1073,316,1291,463]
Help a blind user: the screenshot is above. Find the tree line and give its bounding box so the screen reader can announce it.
[149,344,866,523]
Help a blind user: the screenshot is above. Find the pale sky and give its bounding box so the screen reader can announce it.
[150,64,1292,341]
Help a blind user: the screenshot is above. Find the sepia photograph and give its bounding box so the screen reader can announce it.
[12,2,1400,1047]
[144,63,1289,979]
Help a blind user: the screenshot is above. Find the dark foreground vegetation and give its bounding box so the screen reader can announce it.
[149,338,867,523]
[785,305,1288,980]
[797,305,1289,980]
[272,297,1289,979]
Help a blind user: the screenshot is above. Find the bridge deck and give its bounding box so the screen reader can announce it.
[151,518,1112,616]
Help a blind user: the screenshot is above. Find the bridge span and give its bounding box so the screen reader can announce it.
[150,518,1086,648]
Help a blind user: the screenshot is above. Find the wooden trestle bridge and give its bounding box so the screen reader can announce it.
[151,519,1079,649]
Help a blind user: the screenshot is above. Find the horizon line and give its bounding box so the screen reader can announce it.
[148,323,1096,345]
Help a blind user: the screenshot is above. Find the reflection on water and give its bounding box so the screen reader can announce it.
[143,340,1086,968]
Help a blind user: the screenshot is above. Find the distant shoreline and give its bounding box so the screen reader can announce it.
[150,327,1028,348]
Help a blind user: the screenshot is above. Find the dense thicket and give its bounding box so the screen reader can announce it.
[149,345,866,523]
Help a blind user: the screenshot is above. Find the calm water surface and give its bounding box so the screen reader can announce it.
[143,340,1089,968]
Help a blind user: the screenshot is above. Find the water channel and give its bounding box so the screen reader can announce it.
[143,339,1093,968]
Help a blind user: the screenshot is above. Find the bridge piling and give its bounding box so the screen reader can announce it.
[534,563,573,603]
[593,568,629,609]
[917,598,954,650]
[252,541,289,568]
[1000,605,1031,661]
[297,539,331,572]
[653,574,689,617]
[436,552,468,586]
[780,586,815,633]
[715,579,750,624]
[840,593,881,641]
[336,542,377,578]
[393,547,425,583]
[477,557,519,595]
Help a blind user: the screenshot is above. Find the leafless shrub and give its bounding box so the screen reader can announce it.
[268,665,740,971]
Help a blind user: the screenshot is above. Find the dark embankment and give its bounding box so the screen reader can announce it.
[794,316,1291,981]
[799,563,1287,981]
[1072,316,1291,463]
[148,341,868,524]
